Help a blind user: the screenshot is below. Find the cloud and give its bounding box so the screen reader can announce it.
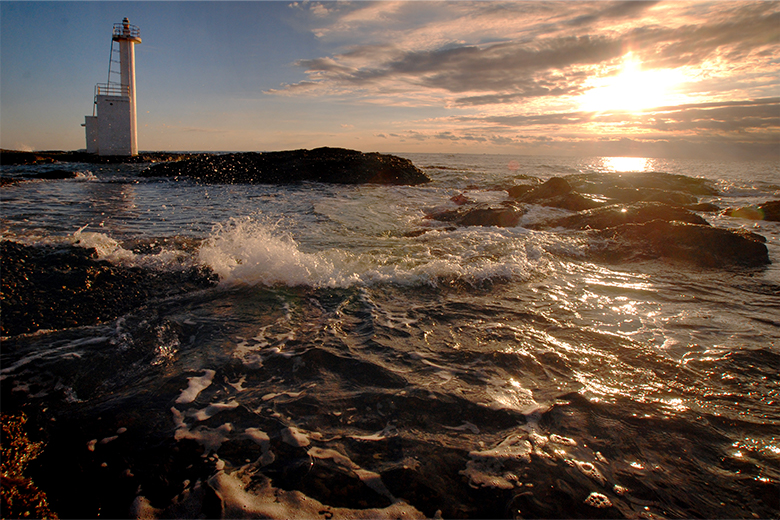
[273,1,779,109]
[271,1,779,158]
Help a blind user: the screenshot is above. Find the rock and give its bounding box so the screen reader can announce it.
[508,177,604,211]
[591,220,769,267]
[511,177,572,202]
[0,241,217,336]
[597,186,698,206]
[506,184,535,199]
[723,200,780,221]
[531,202,709,230]
[567,171,717,197]
[141,147,431,185]
[34,169,78,180]
[426,204,523,228]
[0,149,194,165]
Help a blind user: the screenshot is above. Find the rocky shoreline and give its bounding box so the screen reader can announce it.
[0,241,217,336]
[140,147,431,185]
[423,172,774,267]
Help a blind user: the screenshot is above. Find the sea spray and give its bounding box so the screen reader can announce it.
[196,216,549,288]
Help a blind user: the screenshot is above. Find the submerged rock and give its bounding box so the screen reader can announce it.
[0,241,216,336]
[723,200,780,221]
[591,220,769,267]
[141,147,431,185]
[531,201,709,230]
[426,203,524,228]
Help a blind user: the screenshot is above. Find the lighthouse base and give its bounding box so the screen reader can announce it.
[85,95,137,156]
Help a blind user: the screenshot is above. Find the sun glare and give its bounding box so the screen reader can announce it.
[579,53,685,113]
[604,157,650,172]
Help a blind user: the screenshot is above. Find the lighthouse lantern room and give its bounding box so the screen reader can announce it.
[84,18,141,156]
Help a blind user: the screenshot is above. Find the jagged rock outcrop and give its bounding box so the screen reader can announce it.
[141,147,431,186]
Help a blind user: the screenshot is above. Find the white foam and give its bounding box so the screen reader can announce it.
[280,427,310,447]
[207,469,425,519]
[196,216,549,288]
[188,400,239,422]
[584,491,612,509]
[176,369,216,404]
[70,226,191,270]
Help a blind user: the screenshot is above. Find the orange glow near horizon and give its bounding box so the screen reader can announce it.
[604,157,651,172]
[579,53,687,113]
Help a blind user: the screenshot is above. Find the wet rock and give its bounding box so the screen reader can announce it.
[0,149,194,165]
[427,204,524,228]
[509,177,604,211]
[0,241,217,336]
[511,177,572,202]
[567,171,717,197]
[723,200,780,221]
[591,221,770,267]
[598,186,698,206]
[141,147,431,186]
[532,202,709,230]
[506,184,535,199]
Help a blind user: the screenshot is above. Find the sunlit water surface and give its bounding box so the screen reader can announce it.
[1,154,778,518]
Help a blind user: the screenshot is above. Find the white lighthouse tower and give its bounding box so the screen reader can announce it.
[84,18,141,156]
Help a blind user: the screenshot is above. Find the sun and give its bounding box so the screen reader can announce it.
[579,53,686,113]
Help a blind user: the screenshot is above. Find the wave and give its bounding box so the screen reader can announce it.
[196,217,552,288]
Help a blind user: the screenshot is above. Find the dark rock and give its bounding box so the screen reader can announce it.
[506,184,535,198]
[511,177,572,202]
[723,200,780,221]
[538,192,605,212]
[0,241,217,336]
[567,171,717,197]
[597,186,698,206]
[591,220,769,267]
[509,177,604,211]
[141,147,431,186]
[532,202,709,230]
[1,149,195,165]
[426,203,524,228]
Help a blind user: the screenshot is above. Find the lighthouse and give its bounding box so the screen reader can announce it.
[84,18,141,156]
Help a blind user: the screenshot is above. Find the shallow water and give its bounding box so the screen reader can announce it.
[1,153,778,518]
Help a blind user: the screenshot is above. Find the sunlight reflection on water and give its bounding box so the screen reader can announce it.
[603,156,652,172]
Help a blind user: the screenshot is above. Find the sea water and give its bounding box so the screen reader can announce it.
[1,153,778,518]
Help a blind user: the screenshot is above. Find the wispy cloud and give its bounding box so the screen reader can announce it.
[267,1,779,157]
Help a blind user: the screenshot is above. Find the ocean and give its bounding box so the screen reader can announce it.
[1,153,778,519]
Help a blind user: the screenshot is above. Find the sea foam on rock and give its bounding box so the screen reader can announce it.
[141,147,431,185]
[0,241,217,336]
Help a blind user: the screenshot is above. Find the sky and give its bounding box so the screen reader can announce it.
[1,1,778,159]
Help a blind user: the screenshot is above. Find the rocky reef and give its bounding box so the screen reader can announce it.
[141,147,431,185]
[0,241,217,336]
[423,171,771,268]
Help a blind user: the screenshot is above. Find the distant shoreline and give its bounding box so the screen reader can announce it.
[0,149,198,166]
